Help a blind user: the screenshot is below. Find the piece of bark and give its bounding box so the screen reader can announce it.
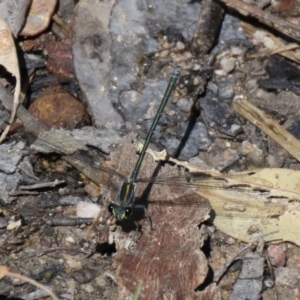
[191,0,225,56]
[102,135,211,300]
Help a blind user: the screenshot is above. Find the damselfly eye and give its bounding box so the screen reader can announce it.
[124,207,132,217]
[108,203,114,214]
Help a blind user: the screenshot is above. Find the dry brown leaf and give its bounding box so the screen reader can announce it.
[159,156,300,245]
[19,0,57,36]
[0,17,20,143]
[197,168,300,245]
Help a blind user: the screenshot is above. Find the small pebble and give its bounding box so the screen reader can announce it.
[264,277,274,288]
[0,218,8,229]
[219,56,236,75]
[159,49,169,58]
[12,278,25,286]
[176,41,185,50]
[226,237,236,245]
[268,244,286,267]
[72,267,98,284]
[7,219,21,230]
[66,236,75,244]
[76,202,101,218]
[177,98,192,113]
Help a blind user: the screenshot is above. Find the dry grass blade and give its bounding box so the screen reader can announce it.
[0,266,59,300]
[242,21,300,64]
[219,0,300,42]
[232,95,300,163]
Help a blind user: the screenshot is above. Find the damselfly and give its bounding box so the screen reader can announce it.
[107,68,181,222]
[32,68,274,227]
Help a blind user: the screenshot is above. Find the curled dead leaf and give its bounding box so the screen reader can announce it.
[19,0,57,37]
[0,17,20,143]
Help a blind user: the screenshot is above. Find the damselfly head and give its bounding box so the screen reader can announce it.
[108,203,132,220]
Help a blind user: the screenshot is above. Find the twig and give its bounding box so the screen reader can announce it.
[218,0,300,42]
